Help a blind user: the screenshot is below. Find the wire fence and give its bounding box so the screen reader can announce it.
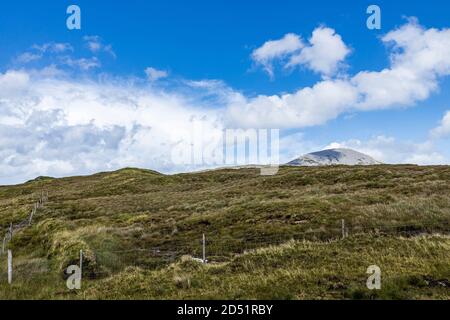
[71,220,450,278]
[0,191,48,256]
[0,191,448,284]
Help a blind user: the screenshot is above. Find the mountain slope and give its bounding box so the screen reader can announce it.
[287,148,382,166]
[0,165,449,299]
[84,235,450,300]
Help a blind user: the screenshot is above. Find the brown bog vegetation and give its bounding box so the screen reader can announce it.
[0,165,449,299]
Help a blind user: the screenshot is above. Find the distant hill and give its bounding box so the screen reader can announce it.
[25,176,55,183]
[287,148,382,166]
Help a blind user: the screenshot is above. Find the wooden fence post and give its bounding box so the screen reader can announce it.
[79,250,83,288]
[7,250,12,284]
[29,208,35,225]
[202,234,206,264]
[80,250,83,271]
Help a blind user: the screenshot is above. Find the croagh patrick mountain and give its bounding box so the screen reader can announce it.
[287,148,382,166]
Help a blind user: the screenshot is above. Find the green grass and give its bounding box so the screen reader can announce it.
[83,235,450,300]
[0,165,449,299]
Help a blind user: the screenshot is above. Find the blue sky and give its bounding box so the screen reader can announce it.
[1,0,450,184]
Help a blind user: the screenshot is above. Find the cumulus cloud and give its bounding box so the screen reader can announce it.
[325,136,446,165]
[287,27,350,76]
[252,27,349,77]
[234,20,450,128]
[430,111,450,138]
[0,69,228,184]
[251,33,304,77]
[227,79,358,128]
[352,20,450,110]
[3,20,450,184]
[0,70,30,98]
[145,67,169,82]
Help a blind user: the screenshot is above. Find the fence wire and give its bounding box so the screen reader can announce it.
[0,191,48,256]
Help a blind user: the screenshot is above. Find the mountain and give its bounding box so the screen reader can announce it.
[287,148,382,166]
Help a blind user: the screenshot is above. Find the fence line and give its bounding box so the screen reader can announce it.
[85,220,450,266]
[73,220,449,256]
[1,218,448,284]
[0,191,48,255]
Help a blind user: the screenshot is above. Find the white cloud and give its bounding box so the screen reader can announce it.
[352,67,436,110]
[15,43,73,65]
[287,27,350,76]
[430,111,450,138]
[404,153,445,165]
[14,40,111,73]
[185,79,224,89]
[279,132,322,163]
[0,70,30,98]
[83,36,116,58]
[234,21,450,128]
[84,36,102,52]
[3,20,450,184]
[145,67,169,82]
[16,52,42,64]
[252,27,349,77]
[0,69,226,184]
[32,42,73,54]
[251,33,304,77]
[352,21,450,110]
[325,135,446,165]
[61,56,101,71]
[227,79,358,128]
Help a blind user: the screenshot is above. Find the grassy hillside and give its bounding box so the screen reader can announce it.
[84,235,450,300]
[0,165,449,299]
